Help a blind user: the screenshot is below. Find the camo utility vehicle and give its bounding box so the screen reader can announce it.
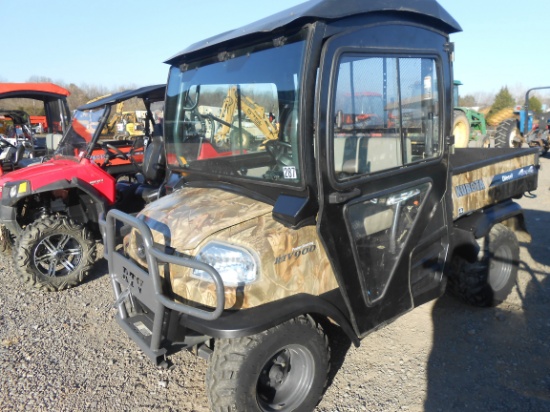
[101,1,539,410]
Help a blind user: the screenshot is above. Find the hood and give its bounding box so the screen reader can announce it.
[0,159,78,184]
[0,158,112,192]
[139,187,272,251]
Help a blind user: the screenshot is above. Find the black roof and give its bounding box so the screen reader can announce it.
[165,0,461,64]
[78,84,166,111]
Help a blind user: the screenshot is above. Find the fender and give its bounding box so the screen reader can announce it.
[0,177,112,234]
[9,177,110,216]
[181,291,360,347]
[453,199,528,240]
[69,176,112,220]
[451,199,527,262]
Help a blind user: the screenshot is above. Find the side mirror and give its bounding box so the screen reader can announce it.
[182,85,201,110]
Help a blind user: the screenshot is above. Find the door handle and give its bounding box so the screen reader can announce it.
[386,188,421,205]
[328,188,361,204]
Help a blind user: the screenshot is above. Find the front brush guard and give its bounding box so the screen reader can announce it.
[100,209,225,363]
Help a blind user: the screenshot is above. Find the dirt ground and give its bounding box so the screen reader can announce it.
[0,153,549,412]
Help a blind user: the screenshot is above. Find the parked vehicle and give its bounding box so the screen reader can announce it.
[0,82,72,163]
[0,84,166,291]
[452,80,490,148]
[100,1,539,410]
[495,86,550,152]
[0,130,35,172]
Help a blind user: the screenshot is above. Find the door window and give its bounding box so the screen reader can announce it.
[332,55,441,180]
[345,183,431,304]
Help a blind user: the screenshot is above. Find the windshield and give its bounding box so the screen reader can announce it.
[165,31,307,185]
[55,106,106,158]
[55,97,153,159]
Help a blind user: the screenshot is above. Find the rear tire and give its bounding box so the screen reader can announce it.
[453,110,471,148]
[206,315,330,412]
[495,118,521,148]
[447,223,519,307]
[480,135,491,148]
[14,216,96,291]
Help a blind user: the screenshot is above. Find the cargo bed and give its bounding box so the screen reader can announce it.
[450,147,539,219]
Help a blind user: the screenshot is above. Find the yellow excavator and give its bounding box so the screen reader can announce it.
[213,85,279,148]
[84,96,147,140]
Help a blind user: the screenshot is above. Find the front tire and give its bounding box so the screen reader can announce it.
[15,216,96,291]
[206,315,330,412]
[447,223,519,306]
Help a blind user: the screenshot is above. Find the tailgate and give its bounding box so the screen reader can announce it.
[450,148,539,219]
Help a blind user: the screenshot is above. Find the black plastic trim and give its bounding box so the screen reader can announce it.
[453,199,525,239]
[180,291,360,346]
[0,204,19,234]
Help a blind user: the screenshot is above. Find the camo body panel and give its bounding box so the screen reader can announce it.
[127,187,339,309]
[451,152,537,218]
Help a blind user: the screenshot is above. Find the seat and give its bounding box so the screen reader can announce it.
[13,144,26,165]
[366,136,411,173]
[115,135,166,213]
[0,144,26,171]
[135,135,166,201]
[334,135,366,175]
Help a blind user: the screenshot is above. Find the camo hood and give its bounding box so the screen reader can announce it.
[138,186,272,251]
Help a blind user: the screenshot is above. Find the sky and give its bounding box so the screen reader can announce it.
[2,0,549,101]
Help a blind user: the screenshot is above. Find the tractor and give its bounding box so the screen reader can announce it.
[452,80,490,148]
[494,86,550,152]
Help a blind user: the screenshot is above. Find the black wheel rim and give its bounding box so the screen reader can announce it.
[33,233,83,277]
[256,344,315,411]
[488,244,513,292]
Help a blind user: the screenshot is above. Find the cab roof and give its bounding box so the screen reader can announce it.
[0,82,70,101]
[78,84,166,111]
[166,0,461,64]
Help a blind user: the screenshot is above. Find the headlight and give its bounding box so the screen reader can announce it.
[3,181,30,200]
[193,242,258,286]
[9,185,17,198]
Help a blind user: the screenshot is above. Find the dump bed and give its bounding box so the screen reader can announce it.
[450,147,539,219]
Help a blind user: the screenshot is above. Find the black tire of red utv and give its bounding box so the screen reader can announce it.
[206,315,330,412]
[14,216,96,292]
[447,223,519,307]
[494,118,520,148]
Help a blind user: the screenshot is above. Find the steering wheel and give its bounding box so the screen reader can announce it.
[265,140,293,165]
[102,143,129,160]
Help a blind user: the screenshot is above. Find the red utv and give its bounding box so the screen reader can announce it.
[0,84,166,291]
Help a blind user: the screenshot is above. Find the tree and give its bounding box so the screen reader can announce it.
[458,94,476,107]
[528,95,542,114]
[27,75,53,83]
[487,86,515,118]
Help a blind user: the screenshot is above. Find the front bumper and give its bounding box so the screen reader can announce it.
[0,203,20,235]
[100,210,225,364]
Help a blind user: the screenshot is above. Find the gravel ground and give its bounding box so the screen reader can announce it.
[1,155,549,412]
